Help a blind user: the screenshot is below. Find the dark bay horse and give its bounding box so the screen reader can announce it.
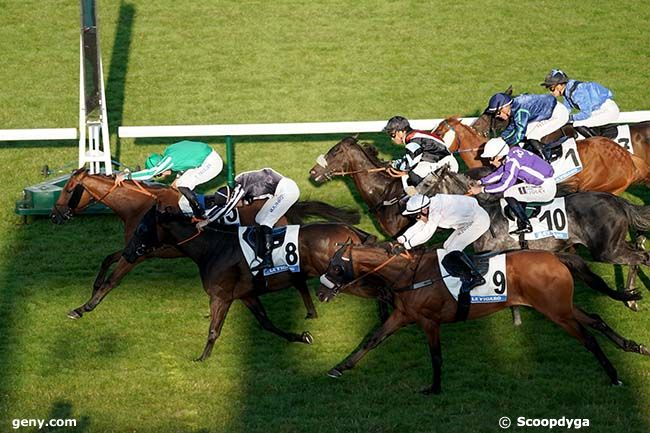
[52,168,359,319]
[432,116,650,195]
[317,243,650,394]
[309,137,409,237]
[135,208,375,361]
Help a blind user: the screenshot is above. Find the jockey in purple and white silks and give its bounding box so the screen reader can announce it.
[541,69,620,137]
[201,168,300,271]
[467,137,556,235]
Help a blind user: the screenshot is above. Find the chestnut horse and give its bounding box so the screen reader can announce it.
[432,116,650,195]
[52,168,359,319]
[317,243,650,394]
[134,207,375,361]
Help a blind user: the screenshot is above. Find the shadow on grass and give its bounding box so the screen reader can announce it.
[26,400,90,433]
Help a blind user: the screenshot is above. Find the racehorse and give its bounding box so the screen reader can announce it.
[129,206,376,361]
[432,116,650,195]
[317,243,649,394]
[52,168,360,320]
[309,137,410,237]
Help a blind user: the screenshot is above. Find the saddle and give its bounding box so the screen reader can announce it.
[441,251,495,279]
[501,202,549,221]
[241,226,288,255]
[586,124,619,139]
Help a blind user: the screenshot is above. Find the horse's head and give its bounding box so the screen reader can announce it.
[317,241,356,302]
[51,168,94,224]
[309,135,385,183]
[431,117,489,168]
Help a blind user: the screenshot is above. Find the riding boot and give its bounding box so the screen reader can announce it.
[178,186,205,219]
[456,251,486,291]
[505,197,533,235]
[574,126,596,138]
[526,139,551,161]
[251,225,273,272]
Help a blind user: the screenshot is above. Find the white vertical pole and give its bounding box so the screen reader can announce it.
[78,33,86,169]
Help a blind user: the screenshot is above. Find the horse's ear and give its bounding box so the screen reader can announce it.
[504,85,513,96]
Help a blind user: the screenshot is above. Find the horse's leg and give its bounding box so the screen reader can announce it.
[377,300,390,323]
[68,257,138,319]
[573,308,650,355]
[290,273,318,319]
[196,295,232,362]
[92,251,123,291]
[328,308,411,378]
[511,307,522,326]
[240,295,313,344]
[418,318,443,395]
[534,304,620,385]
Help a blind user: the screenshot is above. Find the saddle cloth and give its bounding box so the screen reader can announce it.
[238,225,301,276]
[501,197,569,241]
[550,138,583,183]
[575,124,633,154]
[437,249,508,303]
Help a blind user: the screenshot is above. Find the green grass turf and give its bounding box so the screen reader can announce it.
[1,1,650,432]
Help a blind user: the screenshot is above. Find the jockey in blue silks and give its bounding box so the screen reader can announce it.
[541,69,620,137]
[467,137,556,235]
[485,92,569,161]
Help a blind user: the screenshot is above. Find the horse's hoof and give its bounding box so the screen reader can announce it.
[327,368,343,378]
[638,345,650,356]
[67,310,82,320]
[625,300,640,312]
[419,386,440,395]
[302,331,314,344]
[612,379,624,387]
[193,356,206,362]
[304,313,318,320]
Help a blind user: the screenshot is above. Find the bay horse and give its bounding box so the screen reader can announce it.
[432,116,650,195]
[309,137,409,237]
[132,206,375,361]
[317,243,650,394]
[52,168,359,320]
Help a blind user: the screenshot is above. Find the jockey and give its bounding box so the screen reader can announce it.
[541,69,620,137]
[399,142,459,194]
[115,140,223,219]
[468,137,556,235]
[200,168,300,272]
[397,193,491,291]
[485,92,570,160]
[382,115,457,173]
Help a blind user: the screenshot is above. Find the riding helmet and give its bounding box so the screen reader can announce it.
[485,93,513,114]
[383,116,411,134]
[145,153,163,169]
[541,69,569,88]
[481,137,509,158]
[402,194,431,215]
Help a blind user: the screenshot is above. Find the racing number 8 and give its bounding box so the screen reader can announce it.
[285,242,298,265]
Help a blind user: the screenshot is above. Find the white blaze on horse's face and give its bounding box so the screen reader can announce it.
[442,129,456,149]
[316,154,328,168]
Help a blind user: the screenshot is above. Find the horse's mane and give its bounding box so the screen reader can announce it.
[343,136,390,168]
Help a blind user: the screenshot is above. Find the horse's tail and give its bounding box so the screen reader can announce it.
[619,198,650,233]
[286,201,360,225]
[555,252,642,301]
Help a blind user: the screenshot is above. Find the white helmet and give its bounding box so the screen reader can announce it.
[404,142,423,169]
[481,137,509,159]
[402,194,431,215]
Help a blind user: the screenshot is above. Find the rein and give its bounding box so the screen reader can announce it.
[338,249,412,292]
[74,177,159,211]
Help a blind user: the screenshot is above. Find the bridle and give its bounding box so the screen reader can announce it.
[440,119,485,155]
[314,140,406,180]
[319,242,410,297]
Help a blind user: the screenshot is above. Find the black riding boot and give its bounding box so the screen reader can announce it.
[574,125,596,138]
[457,251,486,291]
[178,186,205,219]
[505,197,533,235]
[251,225,273,272]
[526,139,551,161]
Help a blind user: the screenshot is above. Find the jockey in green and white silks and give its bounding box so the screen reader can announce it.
[116,140,223,218]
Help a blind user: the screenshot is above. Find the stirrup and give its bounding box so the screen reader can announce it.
[510,223,532,235]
